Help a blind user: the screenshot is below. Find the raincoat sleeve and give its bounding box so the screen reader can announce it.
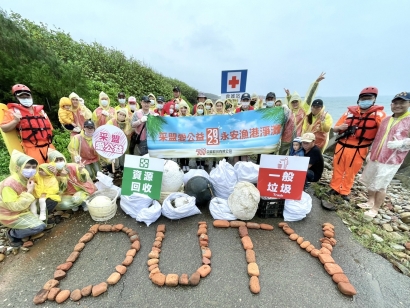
[321,113,333,133]
[1,187,35,212]
[77,167,89,182]
[303,81,320,112]
[58,109,73,125]
[68,136,80,160]
[82,106,92,120]
[91,110,98,123]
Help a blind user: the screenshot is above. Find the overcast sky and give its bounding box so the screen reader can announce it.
[1,0,409,97]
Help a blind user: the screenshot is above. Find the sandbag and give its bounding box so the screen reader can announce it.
[185,176,214,206]
[161,192,201,220]
[228,181,260,220]
[209,159,238,199]
[120,193,153,219]
[136,200,162,226]
[283,192,312,222]
[183,169,209,186]
[209,197,237,220]
[234,161,259,183]
[161,160,184,192]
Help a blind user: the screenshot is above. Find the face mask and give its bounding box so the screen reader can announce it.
[85,131,94,137]
[358,100,374,109]
[150,100,155,106]
[267,101,274,107]
[169,109,174,114]
[250,101,256,106]
[157,104,163,110]
[205,105,211,110]
[19,98,33,107]
[242,102,249,108]
[130,105,136,111]
[22,169,36,179]
[197,109,204,115]
[55,162,66,170]
[118,98,126,104]
[101,99,108,107]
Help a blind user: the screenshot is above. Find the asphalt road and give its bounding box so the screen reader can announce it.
[1,190,410,308]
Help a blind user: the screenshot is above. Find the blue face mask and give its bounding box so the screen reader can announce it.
[22,169,36,179]
[358,100,374,109]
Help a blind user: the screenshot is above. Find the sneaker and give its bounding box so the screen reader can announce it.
[7,230,23,247]
[71,206,79,212]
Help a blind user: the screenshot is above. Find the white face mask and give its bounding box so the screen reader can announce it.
[55,162,66,170]
[157,104,163,110]
[175,103,179,110]
[130,105,136,111]
[19,98,33,107]
[150,100,155,106]
[169,109,174,114]
[101,99,108,107]
[85,131,94,137]
[22,168,36,178]
[118,98,126,104]
[266,101,274,107]
[197,109,204,115]
[241,102,249,108]
[205,105,211,110]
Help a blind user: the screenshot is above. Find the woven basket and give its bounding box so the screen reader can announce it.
[158,184,184,204]
[86,189,119,222]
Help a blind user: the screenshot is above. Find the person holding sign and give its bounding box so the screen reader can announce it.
[131,96,156,156]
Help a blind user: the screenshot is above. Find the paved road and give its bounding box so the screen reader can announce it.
[1,191,410,308]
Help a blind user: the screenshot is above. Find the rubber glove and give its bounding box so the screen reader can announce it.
[73,127,81,133]
[74,155,82,163]
[101,110,109,116]
[387,136,404,150]
[140,116,148,123]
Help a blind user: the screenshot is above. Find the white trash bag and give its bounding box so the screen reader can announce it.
[136,200,162,226]
[234,161,259,183]
[162,160,184,192]
[209,159,238,199]
[120,193,153,219]
[228,181,260,220]
[209,197,237,220]
[161,192,201,220]
[183,169,209,186]
[95,171,121,194]
[283,192,312,222]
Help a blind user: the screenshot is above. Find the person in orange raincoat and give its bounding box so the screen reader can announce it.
[0,84,54,164]
[328,86,386,201]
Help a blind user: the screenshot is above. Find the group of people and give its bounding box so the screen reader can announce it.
[1,77,409,247]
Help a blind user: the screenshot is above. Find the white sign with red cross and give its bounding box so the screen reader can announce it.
[257,154,310,200]
[92,125,128,159]
[221,69,248,98]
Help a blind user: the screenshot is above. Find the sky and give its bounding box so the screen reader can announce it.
[1,0,409,97]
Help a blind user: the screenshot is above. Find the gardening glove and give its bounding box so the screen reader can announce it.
[74,155,82,163]
[101,110,109,116]
[73,127,81,133]
[140,116,148,123]
[153,113,159,116]
[387,136,405,150]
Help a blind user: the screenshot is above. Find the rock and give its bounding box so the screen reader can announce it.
[305,245,315,252]
[332,273,350,283]
[74,243,85,252]
[199,224,207,229]
[241,236,254,250]
[382,224,393,232]
[323,223,335,228]
[249,276,260,294]
[400,212,410,223]
[114,264,127,275]
[323,230,335,238]
[310,249,321,257]
[300,241,311,249]
[54,270,66,280]
[289,234,299,241]
[107,272,121,285]
[47,287,60,300]
[189,272,201,286]
[324,263,344,275]
[337,282,357,296]
[81,285,93,297]
[156,232,165,239]
[113,224,124,231]
[165,274,179,286]
[230,221,246,228]
[55,290,70,303]
[66,251,80,263]
[61,213,71,219]
[382,214,392,221]
[151,272,166,286]
[157,224,166,233]
[130,235,139,242]
[390,244,405,251]
[153,240,162,248]
[405,242,410,250]
[372,234,384,242]
[283,227,295,235]
[399,224,410,231]
[70,289,82,301]
[0,253,4,262]
[372,218,381,225]
[33,289,49,304]
[148,251,159,259]
[149,268,160,276]
[260,223,274,231]
[246,249,256,263]
[126,249,137,257]
[247,262,260,276]
[278,222,288,228]
[197,227,207,236]
[98,224,112,232]
[238,226,248,238]
[297,237,304,244]
[122,256,133,266]
[213,220,230,228]
[147,258,159,266]
[89,224,99,234]
[43,279,60,290]
[199,233,209,242]
[363,215,374,223]
[31,232,45,240]
[23,241,33,248]
[56,262,73,271]
[321,243,333,252]
[131,240,141,251]
[179,273,189,285]
[79,232,93,243]
[92,282,108,296]
[318,254,335,264]
[201,247,212,259]
[198,221,207,225]
[389,232,403,241]
[202,257,211,265]
[197,265,211,277]
[148,264,159,272]
[246,222,260,229]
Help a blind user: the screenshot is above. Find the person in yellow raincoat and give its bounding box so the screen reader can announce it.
[48,149,97,211]
[0,150,57,247]
[58,97,81,133]
[148,93,157,112]
[92,91,116,128]
[69,92,92,131]
[302,99,333,152]
[30,163,61,220]
[115,92,132,116]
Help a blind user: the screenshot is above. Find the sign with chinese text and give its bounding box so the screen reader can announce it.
[146,108,285,158]
[257,154,310,200]
[92,125,128,159]
[221,69,247,100]
[121,155,164,199]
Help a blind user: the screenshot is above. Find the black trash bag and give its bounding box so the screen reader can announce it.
[185,176,214,207]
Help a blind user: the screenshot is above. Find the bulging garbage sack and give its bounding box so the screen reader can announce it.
[283,192,312,222]
[234,161,259,183]
[136,200,162,227]
[161,192,201,220]
[228,181,260,220]
[120,193,153,219]
[161,160,184,192]
[209,197,237,220]
[209,159,238,199]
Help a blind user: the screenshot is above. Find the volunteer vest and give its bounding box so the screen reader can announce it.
[95,107,115,127]
[76,135,98,165]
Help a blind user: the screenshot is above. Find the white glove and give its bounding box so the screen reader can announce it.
[74,155,81,163]
[101,110,109,116]
[73,127,81,133]
[153,113,159,117]
[387,137,404,150]
[140,116,148,123]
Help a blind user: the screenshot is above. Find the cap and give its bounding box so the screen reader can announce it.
[197,92,207,98]
[128,96,136,103]
[393,91,410,101]
[83,120,95,128]
[157,96,165,102]
[311,99,324,107]
[301,133,315,142]
[141,95,150,102]
[241,93,251,100]
[266,92,276,99]
[173,86,180,92]
[117,92,125,97]
[293,137,302,143]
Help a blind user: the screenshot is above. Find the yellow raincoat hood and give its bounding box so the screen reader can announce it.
[195,102,205,116]
[148,93,157,110]
[9,150,38,179]
[204,99,213,115]
[178,101,191,116]
[214,99,225,114]
[59,97,72,108]
[99,91,111,108]
[47,149,67,163]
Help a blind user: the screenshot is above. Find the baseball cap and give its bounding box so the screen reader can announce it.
[128,96,136,103]
[141,96,150,102]
[311,99,324,107]
[173,86,181,92]
[241,93,251,100]
[301,133,315,142]
[157,96,165,102]
[393,92,410,101]
[266,92,276,99]
[197,92,207,98]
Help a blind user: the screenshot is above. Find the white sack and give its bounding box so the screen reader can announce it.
[209,159,238,199]
[136,200,162,226]
[209,197,237,220]
[283,192,312,222]
[161,160,184,192]
[120,193,153,219]
[161,192,201,220]
[234,161,259,183]
[95,171,121,194]
[228,181,260,220]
